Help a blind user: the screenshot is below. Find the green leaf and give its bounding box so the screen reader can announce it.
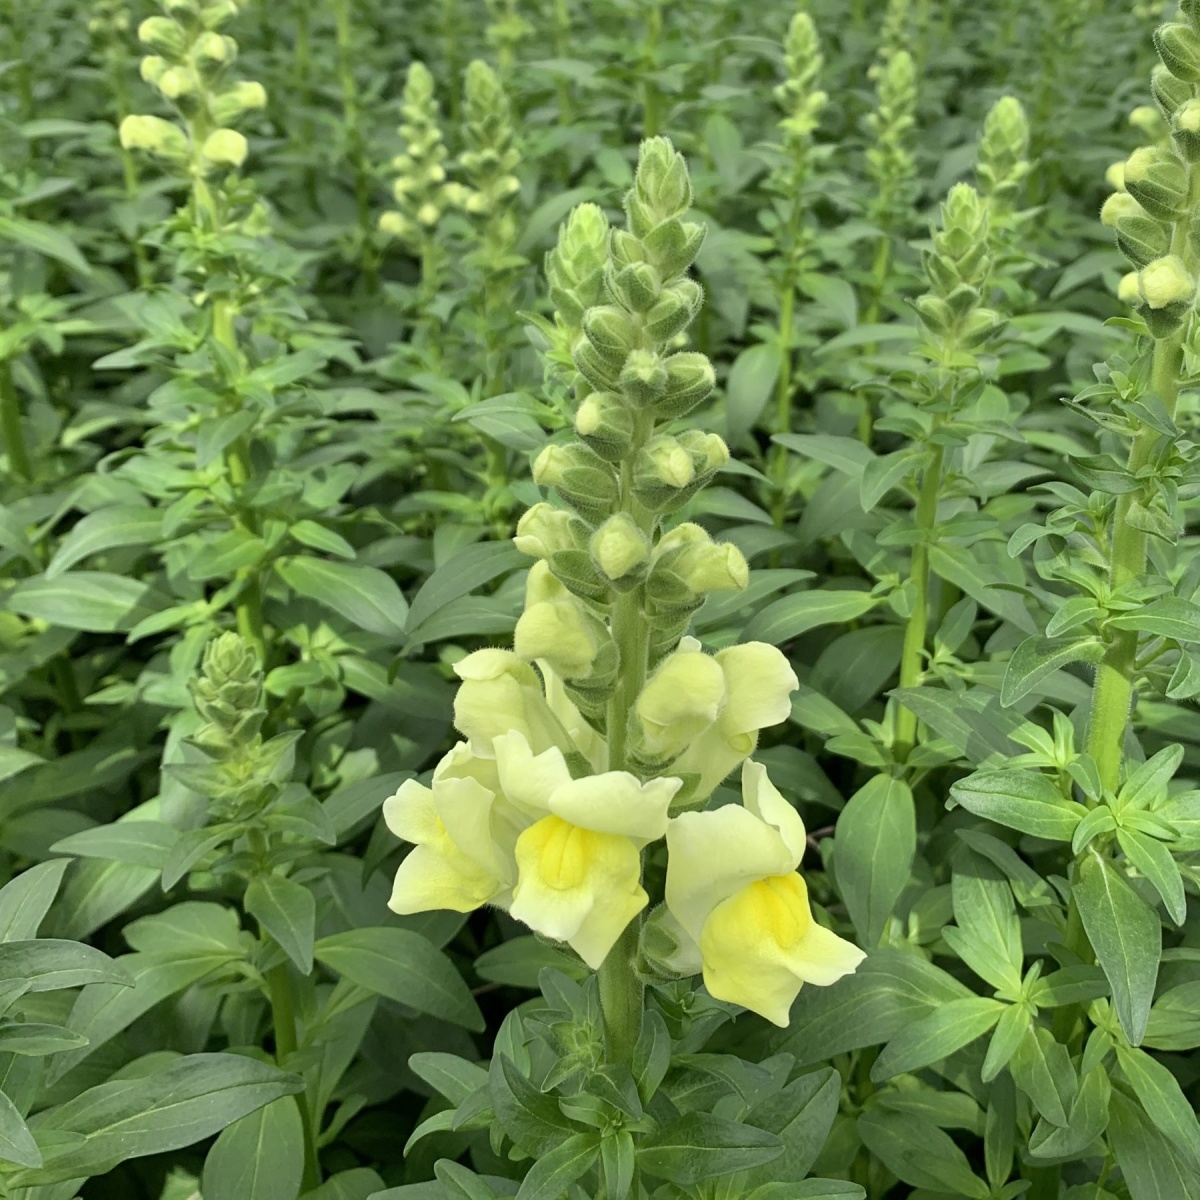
[314,928,483,1030]
[1115,1044,1200,1173]
[1144,981,1200,1050]
[514,1133,600,1200]
[299,1168,386,1200]
[0,1021,87,1056]
[638,1114,782,1186]
[833,775,915,946]
[474,936,584,989]
[856,1110,989,1199]
[5,573,164,633]
[275,557,408,639]
[45,507,162,579]
[20,1053,303,1186]
[1008,1024,1077,1127]
[778,950,973,1067]
[202,1095,304,1200]
[0,1090,40,1168]
[408,1053,488,1106]
[49,951,234,1083]
[245,875,315,974]
[0,939,130,992]
[747,1183,865,1200]
[1073,849,1160,1045]
[407,542,525,635]
[0,213,91,274]
[742,589,878,646]
[928,543,1037,635]
[742,1069,840,1186]
[871,997,1005,1081]
[1116,828,1186,924]
[289,519,356,560]
[949,769,1086,841]
[1109,1089,1200,1200]
[947,853,1023,992]
[1108,597,1200,642]
[891,686,1024,763]
[860,448,921,512]
[981,1002,1030,1082]
[1028,1064,1110,1161]
[51,822,179,869]
[725,344,780,443]
[772,433,872,477]
[489,1053,578,1156]
[1001,635,1105,706]
[0,859,69,942]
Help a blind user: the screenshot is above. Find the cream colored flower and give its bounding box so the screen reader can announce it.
[635,637,798,798]
[664,760,865,1026]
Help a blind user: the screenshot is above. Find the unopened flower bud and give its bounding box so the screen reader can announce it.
[1123,146,1188,221]
[532,443,574,488]
[140,55,167,85]
[514,597,602,679]
[514,503,580,559]
[1139,254,1194,308]
[137,16,185,55]
[590,514,650,581]
[1174,98,1200,162]
[676,535,748,594]
[1130,105,1165,139]
[618,348,670,407]
[378,211,413,238]
[195,31,234,63]
[678,429,730,476]
[655,352,715,419]
[583,305,638,365]
[575,391,634,461]
[155,66,193,99]
[1155,21,1200,84]
[417,202,440,226]
[119,113,188,160]
[1105,161,1126,192]
[201,128,248,168]
[643,436,695,489]
[1154,64,1193,118]
[1101,192,1142,227]
[1117,271,1142,305]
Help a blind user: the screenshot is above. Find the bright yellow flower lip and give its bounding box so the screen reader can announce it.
[664,759,865,1027]
[699,871,865,1027]
[510,815,647,969]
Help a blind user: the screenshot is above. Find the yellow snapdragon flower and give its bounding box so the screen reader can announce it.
[635,637,799,798]
[664,760,865,1026]
[384,742,523,914]
[497,733,681,968]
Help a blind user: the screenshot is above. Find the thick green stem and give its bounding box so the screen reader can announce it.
[598,922,643,1065]
[0,359,32,482]
[893,443,944,762]
[770,282,796,531]
[266,961,320,1190]
[1085,323,1184,791]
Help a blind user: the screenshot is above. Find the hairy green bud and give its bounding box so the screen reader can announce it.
[1123,146,1189,220]
[1155,21,1200,83]
[1153,64,1193,119]
[590,513,651,582]
[575,391,635,461]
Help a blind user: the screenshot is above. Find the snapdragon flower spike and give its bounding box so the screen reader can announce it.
[663,760,865,1026]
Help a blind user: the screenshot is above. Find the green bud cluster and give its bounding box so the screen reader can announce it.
[444,60,521,221]
[379,62,452,246]
[914,183,1004,357]
[774,12,827,156]
[1103,11,1200,338]
[121,0,265,175]
[515,138,746,715]
[977,96,1031,225]
[869,0,912,82]
[484,0,531,73]
[186,632,282,818]
[866,49,917,226]
[87,0,131,41]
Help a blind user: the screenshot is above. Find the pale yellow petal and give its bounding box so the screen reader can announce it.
[569,883,647,971]
[432,775,515,887]
[788,919,868,986]
[635,646,725,759]
[542,663,608,771]
[671,728,757,802]
[388,845,502,915]
[434,741,502,795]
[494,730,572,817]
[742,759,807,863]
[664,806,794,944]
[548,773,679,844]
[382,779,439,845]
[715,643,799,735]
